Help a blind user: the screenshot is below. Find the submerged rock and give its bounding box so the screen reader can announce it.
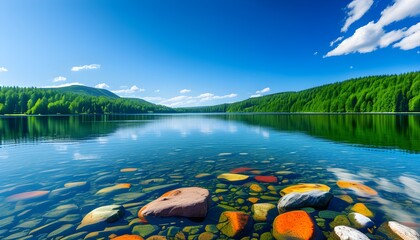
[77,205,125,230]
[217,173,249,182]
[272,210,320,240]
[113,235,144,240]
[336,180,377,196]
[277,190,333,212]
[230,167,253,174]
[280,183,330,196]
[255,176,278,183]
[6,191,50,202]
[378,221,420,240]
[120,168,138,172]
[351,203,373,218]
[329,226,370,240]
[348,212,374,229]
[96,183,131,195]
[251,203,277,222]
[217,211,250,237]
[138,187,210,221]
[43,204,79,218]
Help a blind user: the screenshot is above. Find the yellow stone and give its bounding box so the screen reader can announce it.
[351,203,374,217]
[250,184,264,193]
[96,183,131,195]
[280,183,330,196]
[217,173,249,182]
[337,180,378,196]
[248,197,259,203]
[120,168,137,172]
[339,195,354,204]
[64,182,87,188]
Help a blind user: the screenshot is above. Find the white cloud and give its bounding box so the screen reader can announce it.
[95,83,110,89]
[158,92,237,107]
[250,94,261,98]
[313,51,318,55]
[43,82,85,88]
[71,64,101,72]
[341,0,374,32]
[112,85,145,95]
[327,0,420,57]
[180,89,191,94]
[330,36,344,47]
[256,87,270,94]
[53,76,67,82]
[154,89,160,93]
[0,67,8,72]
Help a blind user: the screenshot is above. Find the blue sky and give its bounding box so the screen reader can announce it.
[0,0,419,107]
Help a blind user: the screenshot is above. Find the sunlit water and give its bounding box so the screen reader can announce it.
[0,114,419,239]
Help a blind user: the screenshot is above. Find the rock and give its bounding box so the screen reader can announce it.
[64,181,88,189]
[205,224,219,233]
[319,210,341,219]
[96,183,131,195]
[250,184,264,193]
[198,232,217,240]
[348,212,374,229]
[29,220,62,235]
[146,236,167,240]
[255,176,278,183]
[351,203,373,218]
[339,195,353,204]
[132,225,159,238]
[260,232,274,240]
[329,226,370,240]
[61,232,88,240]
[77,205,125,230]
[248,197,259,203]
[43,204,79,218]
[329,215,351,229]
[120,168,138,172]
[378,221,420,240]
[277,190,333,212]
[217,173,249,182]
[195,173,212,179]
[138,187,210,221]
[336,181,377,196]
[230,167,253,174]
[113,235,144,240]
[272,210,320,240]
[217,211,250,237]
[140,179,166,185]
[16,219,42,229]
[251,203,276,222]
[47,224,74,238]
[5,191,50,202]
[280,183,330,196]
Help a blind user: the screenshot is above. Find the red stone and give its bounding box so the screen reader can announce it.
[230,167,253,174]
[255,176,278,183]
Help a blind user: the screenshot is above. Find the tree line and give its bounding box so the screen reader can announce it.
[0,87,173,114]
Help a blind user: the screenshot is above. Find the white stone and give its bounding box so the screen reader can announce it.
[333,226,370,240]
[388,221,420,240]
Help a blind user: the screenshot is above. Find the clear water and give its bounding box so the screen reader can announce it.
[0,114,419,239]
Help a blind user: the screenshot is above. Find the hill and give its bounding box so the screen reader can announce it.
[47,85,120,98]
[180,72,420,113]
[0,85,173,114]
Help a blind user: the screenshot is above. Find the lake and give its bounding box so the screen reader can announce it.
[0,114,419,239]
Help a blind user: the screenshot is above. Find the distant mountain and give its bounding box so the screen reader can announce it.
[180,71,420,113]
[0,85,174,114]
[47,85,120,98]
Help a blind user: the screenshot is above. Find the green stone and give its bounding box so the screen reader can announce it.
[318,210,341,219]
[132,224,159,238]
[329,215,350,229]
[205,224,219,233]
[260,232,273,240]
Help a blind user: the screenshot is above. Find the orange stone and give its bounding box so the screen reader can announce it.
[351,203,374,217]
[336,180,378,196]
[248,197,259,203]
[120,168,138,172]
[272,210,317,240]
[230,167,253,174]
[113,235,144,240]
[255,176,278,183]
[6,191,50,202]
[217,211,250,237]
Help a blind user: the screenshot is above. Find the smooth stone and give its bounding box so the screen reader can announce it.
[29,220,61,235]
[95,175,117,184]
[251,203,277,222]
[182,226,202,234]
[218,152,232,156]
[280,184,330,196]
[329,215,351,229]
[277,190,333,212]
[205,225,219,233]
[248,197,259,203]
[145,236,167,240]
[260,232,274,240]
[336,181,378,196]
[4,232,29,240]
[138,187,210,221]
[64,182,88,189]
[215,189,228,194]
[378,221,420,240]
[328,226,369,240]
[47,224,74,238]
[319,210,341,219]
[217,211,250,237]
[6,191,50,202]
[275,171,294,175]
[255,176,278,183]
[348,212,374,229]
[195,173,212,179]
[351,203,373,217]
[132,225,159,238]
[250,184,264,193]
[272,210,319,240]
[230,167,253,174]
[96,183,131,195]
[198,232,217,240]
[43,204,79,218]
[113,235,144,240]
[77,205,125,230]
[140,179,166,185]
[120,168,138,172]
[16,219,42,229]
[217,173,249,182]
[339,195,354,204]
[61,232,88,240]
[59,214,82,222]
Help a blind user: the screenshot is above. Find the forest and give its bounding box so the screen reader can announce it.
[224,72,420,113]
[0,86,173,114]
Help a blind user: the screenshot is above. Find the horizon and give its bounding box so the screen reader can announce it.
[0,0,419,107]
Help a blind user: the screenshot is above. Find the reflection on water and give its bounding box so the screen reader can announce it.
[0,114,419,239]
